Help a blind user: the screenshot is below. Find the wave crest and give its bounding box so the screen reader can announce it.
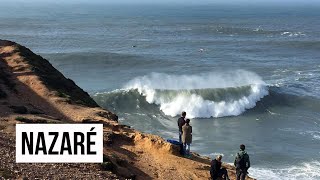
[124,70,269,118]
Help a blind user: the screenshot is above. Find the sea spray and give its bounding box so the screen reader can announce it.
[124,70,269,118]
[249,161,320,180]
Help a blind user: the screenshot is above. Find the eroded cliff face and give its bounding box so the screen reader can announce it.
[0,40,98,107]
[0,40,254,180]
[0,40,118,123]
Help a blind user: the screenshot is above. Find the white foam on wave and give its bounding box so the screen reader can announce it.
[313,134,320,140]
[209,152,225,157]
[304,131,320,141]
[281,31,306,37]
[124,70,269,118]
[279,128,320,141]
[253,27,263,32]
[250,161,320,180]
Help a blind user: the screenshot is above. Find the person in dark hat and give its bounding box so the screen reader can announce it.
[177,111,186,143]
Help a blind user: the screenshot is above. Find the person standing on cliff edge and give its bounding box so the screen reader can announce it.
[177,111,186,143]
[182,118,192,157]
[234,144,251,180]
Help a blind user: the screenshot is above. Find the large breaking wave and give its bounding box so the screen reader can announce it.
[119,70,269,118]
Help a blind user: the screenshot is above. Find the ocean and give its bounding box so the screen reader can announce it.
[1,2,320,179]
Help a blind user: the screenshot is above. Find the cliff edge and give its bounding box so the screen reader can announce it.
[0,40,254,180]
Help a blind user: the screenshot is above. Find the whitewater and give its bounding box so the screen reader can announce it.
[124,70,269,118]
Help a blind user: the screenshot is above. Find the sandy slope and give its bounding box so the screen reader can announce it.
[0,40,254,180]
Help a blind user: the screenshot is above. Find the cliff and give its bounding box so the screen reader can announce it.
[0,40,254,180]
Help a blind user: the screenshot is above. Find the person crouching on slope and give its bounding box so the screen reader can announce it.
[210,155,230,180]
[182,118,192,157]
[234,144,251,180]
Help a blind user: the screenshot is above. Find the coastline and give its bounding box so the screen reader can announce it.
[0,39,254,179]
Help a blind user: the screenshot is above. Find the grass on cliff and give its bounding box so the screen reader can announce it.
[56,91,71,99]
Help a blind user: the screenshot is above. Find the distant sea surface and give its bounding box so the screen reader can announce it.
[1,3,320,179]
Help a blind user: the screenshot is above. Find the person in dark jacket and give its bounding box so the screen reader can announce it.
[210,155,230,180]
[177,111,186,143]
[234,144,250,180]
